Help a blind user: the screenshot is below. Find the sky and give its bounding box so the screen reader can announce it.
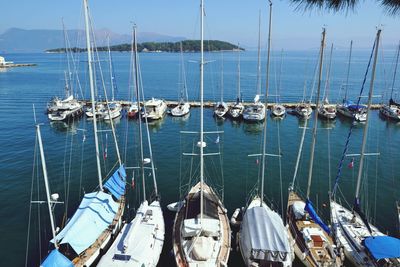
[1,0,399,50]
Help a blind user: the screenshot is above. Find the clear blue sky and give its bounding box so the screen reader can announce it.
[1,0,398,49]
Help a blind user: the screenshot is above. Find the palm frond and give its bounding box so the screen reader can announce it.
[291,0,357,12]
[381,0,400,15]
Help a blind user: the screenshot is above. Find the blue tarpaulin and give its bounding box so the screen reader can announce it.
[104,165,126,200]
[304,199,331,235]
[40,249,73,267]
[364,236,400,260]
[51,190,119,254]
[344,100,367,110]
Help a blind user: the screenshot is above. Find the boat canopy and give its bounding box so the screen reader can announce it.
[344,100,367,110]
[186,191,219,220]
[305,199,331,235]
[104,165,126,200]
[364,236,400,260]
[51,190,119,254]
[40,249,73,267]
[183,218,220,238]
[242,206,291,262]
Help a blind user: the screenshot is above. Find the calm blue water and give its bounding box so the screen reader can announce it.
[0,50,399,266]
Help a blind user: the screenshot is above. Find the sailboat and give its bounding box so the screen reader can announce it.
[243,11,266,122]
[97,25,164,267]
[172,1,231,265]
[330,29,400,267]
[318,43,337,120]
[40,1,126,265]
[286,28,343,267]
[271,50,286,117]
[104,36,122,120]
[229,45,245,119]
[336,41,367,122]
[214,52,229,118]
[380,42,400,121]
[236,3,293,266]
[171,42,191,117]
[48,21,83,122]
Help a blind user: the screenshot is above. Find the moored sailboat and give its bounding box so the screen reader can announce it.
[286,28,343,267]
[271,50,286,118]
[172,1,231,265]
[330,29,400,267]
[318,43,336,120]
[229,45,244,119]
[214,52,229,119]
[97,25,164,267]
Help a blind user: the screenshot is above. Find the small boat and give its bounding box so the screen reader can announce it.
[272,104,286,117]
[229,46,244,119]
[167,200,184,212]
[85,103,105,118]
[318,44,336,120]
[171,42,191,117]
[293,102,312,118]
[142,98,167,121]
[336,100,367,122]
[127,102,139,118]
[214,52,228,119]
[103,102,122,120]
[380,43,400,121]
[48,105,83,121]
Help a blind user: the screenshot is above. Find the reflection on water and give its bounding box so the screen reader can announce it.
[170,113,190,125]
[243,121,264,134]
[50,120,79,134]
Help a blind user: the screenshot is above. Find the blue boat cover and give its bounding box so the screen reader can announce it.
[104,165,126,200]
[364,236,400,260]
[40,249,73,267]
[51,190,119,254]
[344,100,367,110]
[305,199,331,235]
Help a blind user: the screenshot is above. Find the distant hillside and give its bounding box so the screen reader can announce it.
[46,40,244,53]
[0,28,186,53]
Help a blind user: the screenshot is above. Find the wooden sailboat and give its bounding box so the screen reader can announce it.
[286,28,343,267]
[318,43,337,120]
[330,29,400,267]
[172,1,231,265]
[237,3,293,266]
[243,11,266,122]
[40,1,126,265]
[336,41,367,122]
[97,25,164,267]
[228,44,244,119]
[379,42,400,121]
[271,49,286,117]
[171,42,191,117]
[214,52,229,119]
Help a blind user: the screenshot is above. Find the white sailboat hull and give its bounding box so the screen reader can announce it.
[336,104,367,122]
[214,102,229,118]
[243,103,266,122]
[229,103,244,119]
[171,102,190,117]
[379,105,400,121]
[271,104,286,117]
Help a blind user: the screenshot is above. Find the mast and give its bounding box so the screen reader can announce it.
[344,40,353,101]
[107,35,115,101]
[179,42,188,102]
[324,43,333,101]
[36,124,58,249]
[200,0,205,223]
[260,0,272,206]
[220,52,224,103]
[306,28,326,199]
[237,43,241,102]
[390,42,400,99]
[62,18,72,97]
[133,25,146,202]
[354,29,381,201]
[256,10,262,96]
[83,0,103,191]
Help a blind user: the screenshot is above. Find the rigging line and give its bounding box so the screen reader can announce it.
[78,119,86,200]
[277,119,284,217]
[332,37,376,197]
[379,36,387,101]
[25,131,39,267]
[65,119,75,217]
[36,144,42,263]
[62,124,69,216]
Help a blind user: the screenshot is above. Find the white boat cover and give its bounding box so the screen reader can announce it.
[51,191,118,254]
[182,218,220,238]
[191,236,215,261]
[292,201,306,219]
[242,206,290,261]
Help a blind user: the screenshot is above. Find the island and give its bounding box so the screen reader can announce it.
[45,40,244,53]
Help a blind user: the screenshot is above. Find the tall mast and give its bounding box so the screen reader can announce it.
[355,29,381,200]
[107,35,115,101]
[180,42,188,102]
[220,52,224,102]
[62,18,72,97]
[237,43,241,102]
[306,28,326,199]
[36,124,58,249]
[133,26,146,202]
[256,10,262,96]
[344,40,353,101]
[83,0,103,190]
[390,42,400,99]
[260,1,272,206]
[324,43,334,101]
[200,0,205,223]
